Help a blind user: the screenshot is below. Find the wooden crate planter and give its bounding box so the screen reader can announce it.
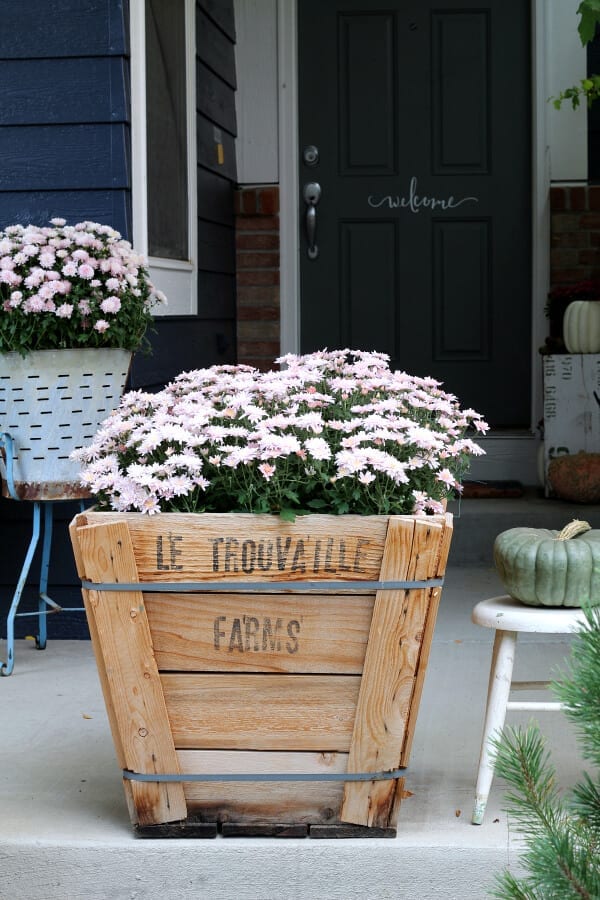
[69,510,453,838]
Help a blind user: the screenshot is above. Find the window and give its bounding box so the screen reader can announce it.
[131,0,197,315]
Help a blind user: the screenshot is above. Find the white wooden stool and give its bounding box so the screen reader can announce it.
[471,595,587,825]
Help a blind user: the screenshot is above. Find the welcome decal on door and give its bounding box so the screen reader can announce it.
[367,176,478,213]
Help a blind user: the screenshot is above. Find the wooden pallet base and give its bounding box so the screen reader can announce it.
[133,819,397,839]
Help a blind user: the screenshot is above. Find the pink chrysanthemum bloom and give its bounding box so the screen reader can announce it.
[55,303,74,319]
[304,437,331,461]
[78,263,95,279]
[100,296,121,315]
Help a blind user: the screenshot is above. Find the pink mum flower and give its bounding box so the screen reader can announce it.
[78,263,95,279]
[141,495,161,515]
[436,468,457,488]
[100,296,121,314]
[25,295,46,312]
[0,269,20,285]
[24,269,45,289]
[94,319,110,333]
[55,303,74,319]
[358,471,376,485]
[39,251,56,268]
[304,437,331,460]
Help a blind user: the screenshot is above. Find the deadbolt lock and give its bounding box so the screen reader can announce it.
[303,145,320,167]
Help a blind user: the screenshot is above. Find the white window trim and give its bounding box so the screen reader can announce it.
[130,0,198,316]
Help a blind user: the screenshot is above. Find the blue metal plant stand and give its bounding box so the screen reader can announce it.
[0,432,85,676]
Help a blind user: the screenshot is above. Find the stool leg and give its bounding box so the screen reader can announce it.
[0,503,42,676]
[472,629,517,825]
[36,501,54,650]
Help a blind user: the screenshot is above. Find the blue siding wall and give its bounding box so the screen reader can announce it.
[0,0,130,234]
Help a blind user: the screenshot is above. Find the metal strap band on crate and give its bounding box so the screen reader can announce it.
[123,768,408,783]
[81,577,444,592]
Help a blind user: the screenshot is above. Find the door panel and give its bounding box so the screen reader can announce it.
[339,13,397,174]
[432,12,490,172]
[432,219,490,358]
[340,220,397,351]
[298,0,531,427]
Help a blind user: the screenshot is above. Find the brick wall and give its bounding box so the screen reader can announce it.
[550,184,600,288]
[235,185,281,369]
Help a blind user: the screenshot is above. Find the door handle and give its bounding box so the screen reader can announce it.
[303,182,321,259]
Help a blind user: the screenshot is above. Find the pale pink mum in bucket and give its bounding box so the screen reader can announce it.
[0,219,165,355]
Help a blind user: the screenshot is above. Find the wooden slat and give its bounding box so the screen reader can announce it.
[340,516,446,828]
[81,511,401,584]
[69,513,138,824]
[309,824,396,839]
[69,513,88,579]
[162,674,360,751]
[179,749,347,825]
[222,823,308,837]
[71,519,187,826]
[400,512,453,764]
[146,592,372,673]
[135,821,218,839]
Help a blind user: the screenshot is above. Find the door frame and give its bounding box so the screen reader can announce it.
[277,0,549,480]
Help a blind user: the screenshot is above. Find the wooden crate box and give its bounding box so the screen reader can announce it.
[69,511,453,838]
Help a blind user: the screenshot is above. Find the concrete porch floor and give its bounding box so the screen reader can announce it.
[0,560,586,900]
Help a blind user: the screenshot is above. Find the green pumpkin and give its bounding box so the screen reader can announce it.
[493,520,600,608]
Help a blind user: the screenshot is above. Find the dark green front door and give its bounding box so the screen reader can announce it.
[298,1,531,427]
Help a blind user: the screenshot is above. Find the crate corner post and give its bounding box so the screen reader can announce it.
[70,516,187,826]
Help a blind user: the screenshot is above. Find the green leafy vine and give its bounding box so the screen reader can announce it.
[552,1,600,110]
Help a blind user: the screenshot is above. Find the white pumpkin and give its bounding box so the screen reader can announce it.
[563,300,600,353]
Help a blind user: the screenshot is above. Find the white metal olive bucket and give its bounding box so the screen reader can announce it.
[0,348,131,500]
